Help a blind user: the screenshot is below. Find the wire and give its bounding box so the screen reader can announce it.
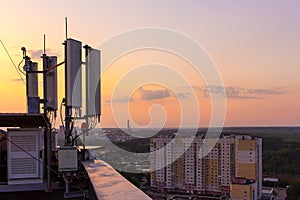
[71,115,98,144]
[0,135,61,176]
[90,116,97,130]
[0,39,26,85]
[17,58,26,75]
[73,108,78,124]
[60,99,65,131]
[70,120,74,135]
[72,128,90,144]
[53,112,57,128]
[50,111,54,124]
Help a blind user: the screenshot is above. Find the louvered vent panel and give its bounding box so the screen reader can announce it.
[10,135,36,152]
[7,129,41,180]
[11,158,37,175]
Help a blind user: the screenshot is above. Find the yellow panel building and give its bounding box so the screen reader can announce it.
[230,178,257,200]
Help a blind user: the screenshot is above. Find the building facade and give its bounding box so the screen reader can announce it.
[150,133,262,199]
[230,178,257,200]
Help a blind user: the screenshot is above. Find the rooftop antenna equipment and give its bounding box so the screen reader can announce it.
[22,47,40,114]
[65,17,68,40]
[85,46,101,119]
[66,39,82,108]
[46,56,58,110]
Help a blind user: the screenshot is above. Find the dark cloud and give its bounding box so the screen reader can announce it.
[106,85,283,104]
[105,90,189,104]
[176,92,190,99]
[28,48,59,59]
[194,85,285,99]
[105,96,134,103]
[138,87,171,101]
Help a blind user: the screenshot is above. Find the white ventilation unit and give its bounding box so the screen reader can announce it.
[7,128,43,184]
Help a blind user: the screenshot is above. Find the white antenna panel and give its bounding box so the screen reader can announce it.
[87,48,101,116]
[66,39,82,107]
[46,56,58,110]
[28,62,38,97]
[27,62,40,114]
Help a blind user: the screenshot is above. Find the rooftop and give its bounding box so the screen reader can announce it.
[83,160,151,200]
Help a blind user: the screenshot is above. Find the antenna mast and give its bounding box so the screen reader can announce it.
[65,17,68,40]
[43,34,46,54]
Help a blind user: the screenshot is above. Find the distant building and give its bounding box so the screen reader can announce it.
[150,133,262,199]
[261,187,274,200]
[230,178,257,200]
[263,177,279,183]
[235,135,263,199]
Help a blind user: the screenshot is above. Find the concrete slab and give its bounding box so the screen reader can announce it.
[83,160,151,200]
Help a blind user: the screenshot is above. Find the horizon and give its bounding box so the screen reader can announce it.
[96,126,300,130]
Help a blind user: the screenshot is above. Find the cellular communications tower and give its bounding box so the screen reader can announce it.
[0,30,101,197]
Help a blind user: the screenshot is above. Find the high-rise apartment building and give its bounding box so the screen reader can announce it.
[150,133,262,199]
[232,135,262,199]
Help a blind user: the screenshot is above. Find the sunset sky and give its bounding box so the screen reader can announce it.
[0,1,299,128]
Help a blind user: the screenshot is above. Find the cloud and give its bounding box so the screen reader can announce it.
[138,87,171,101]
[28,48,60,59]
[105,90,190,104]
[194,85,285,99]
[105,96,134,103]
[11,78,24,82]
[176,92,190,99]
[105,85,283,104]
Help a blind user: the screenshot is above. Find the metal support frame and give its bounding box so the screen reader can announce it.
[23,45,58,192]
[0,23,104,197]
[83,45,91,147]
[42,54,53,192]
[11,31,100,197]
[64,41,72,147]
[22,47,52,192]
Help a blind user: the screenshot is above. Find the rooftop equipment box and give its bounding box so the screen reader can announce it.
[58,147,78,172]
[7,128,43,184]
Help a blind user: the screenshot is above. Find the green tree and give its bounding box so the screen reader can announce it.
[287,182,300,200]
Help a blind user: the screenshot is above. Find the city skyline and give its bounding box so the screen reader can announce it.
[0,1,299,128]
[150,133,263,199]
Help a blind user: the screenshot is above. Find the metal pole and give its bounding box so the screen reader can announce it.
[65,17,68,40]
[43,34,46,55]
[83,45,90,148]
[64,41,72,146]
[23,48,30,112]
[66,181,70,193]
[42,53,52,192]
[64,20,72,147]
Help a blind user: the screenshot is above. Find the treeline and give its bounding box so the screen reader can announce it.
[117,171,150,188]
[286,181,300,200]
[262,137,300,175]
[262,136,300,151]
[114,138,150,153]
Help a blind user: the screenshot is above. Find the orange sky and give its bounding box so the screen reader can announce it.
[0,1,299,127]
